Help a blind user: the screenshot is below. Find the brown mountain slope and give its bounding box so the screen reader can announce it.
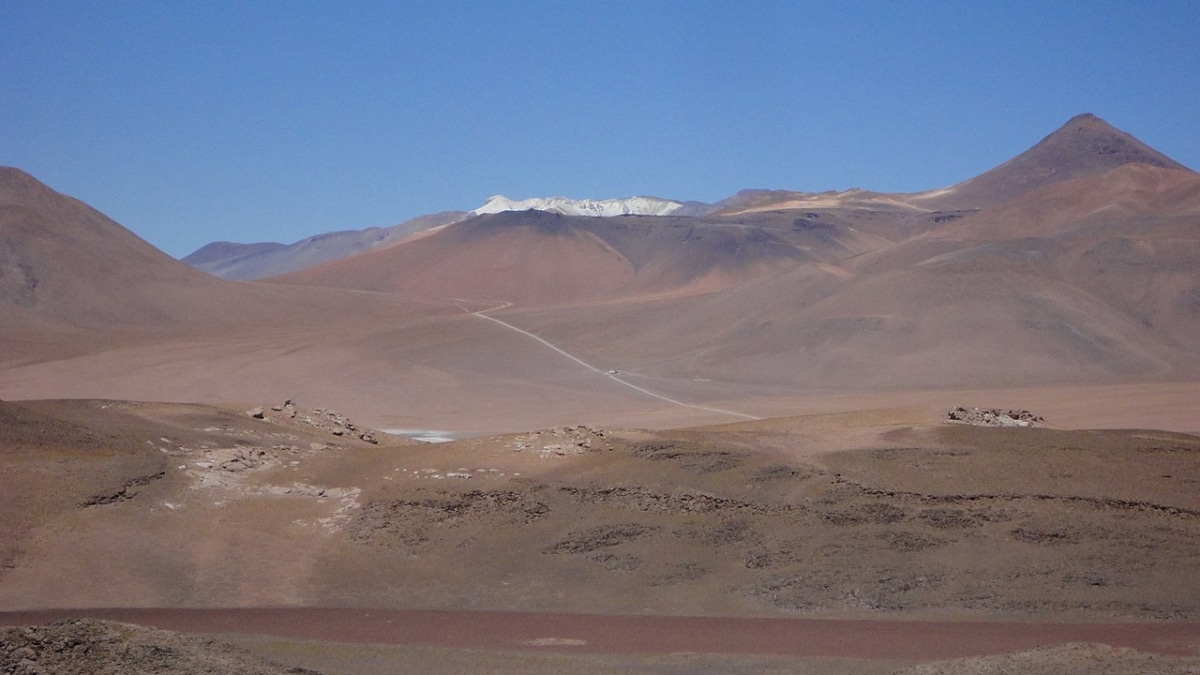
[180,240,287,266]
[0,167,233,328]
[1,170,660,432]
[850,164,1200,354]
[0,168,438,368]
[497,256,1185,393]
[0,171,684,431]
[0,167,266,365]
[269,210,639,307]
[917,164,1200,243]
[182,210,469,281]
[495,164,1200,392]
[268,209,892,308]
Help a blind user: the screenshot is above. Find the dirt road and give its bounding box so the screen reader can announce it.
[468,304,762,421]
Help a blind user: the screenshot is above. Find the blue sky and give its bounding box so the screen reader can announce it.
[2,1,1198,258]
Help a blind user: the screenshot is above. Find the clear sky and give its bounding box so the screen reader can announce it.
[2,1,1198,257]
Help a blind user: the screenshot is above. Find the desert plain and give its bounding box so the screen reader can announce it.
[2,114,1200,673]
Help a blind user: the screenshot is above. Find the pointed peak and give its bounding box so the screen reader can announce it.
[917,114,1192,210]
[1063,112,1103,125]
[1044,112,1123,139]
[1030,112,1189,172]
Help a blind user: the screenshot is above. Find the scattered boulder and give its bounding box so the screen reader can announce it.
[245,406,265,419]
[219,446,270,472]
[947,406,1044,427]
[270,399,297,418]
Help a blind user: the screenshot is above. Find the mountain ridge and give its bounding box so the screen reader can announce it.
[180,210,469,280]
[4,114,1199,430]
[182,113,1193,280]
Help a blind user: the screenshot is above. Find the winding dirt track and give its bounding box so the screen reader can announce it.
[2,609,1197,659]
[466,303,763,421]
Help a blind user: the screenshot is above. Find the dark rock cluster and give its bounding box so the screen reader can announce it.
[0,618,320,675]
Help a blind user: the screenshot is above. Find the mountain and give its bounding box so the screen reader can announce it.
[4,116,1200,672]
[913,113,1192,210]
[516,157,1200,391]
[180,240,286,267]
[180,114,1191,285]
[266,114,1199,389]
[714,113,1191,216]
[0,169,484,417]
[0,167,231,327]
[0,169,681,431]
[2,113,1198,433]
[183,196,692,281]
[181,210,468,280]
[471,194,685,217]
[267,208,891,306]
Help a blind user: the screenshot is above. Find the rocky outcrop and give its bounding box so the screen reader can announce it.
[265,399,378,444]
[0,618,320,675]
[947,406,1044,427]
[508,425,612,457]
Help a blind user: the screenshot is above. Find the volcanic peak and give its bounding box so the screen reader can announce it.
[917,113,1193,210]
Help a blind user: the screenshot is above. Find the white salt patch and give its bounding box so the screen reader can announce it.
[382,429,459,443]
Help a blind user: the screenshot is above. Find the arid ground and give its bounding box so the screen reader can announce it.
[1,397,1198,673]
[2,114,1199,671]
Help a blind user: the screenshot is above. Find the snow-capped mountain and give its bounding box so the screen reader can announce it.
[471,194,684,217]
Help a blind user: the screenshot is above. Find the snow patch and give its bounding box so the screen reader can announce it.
[472,194,683,217]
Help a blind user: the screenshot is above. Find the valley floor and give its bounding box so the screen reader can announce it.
[5,607,1193,658]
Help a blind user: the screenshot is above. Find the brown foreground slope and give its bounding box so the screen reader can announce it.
[2,398,1197,621]
[1,399,1199,673]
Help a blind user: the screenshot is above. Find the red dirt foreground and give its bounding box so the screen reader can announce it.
[1,609,1197,660]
